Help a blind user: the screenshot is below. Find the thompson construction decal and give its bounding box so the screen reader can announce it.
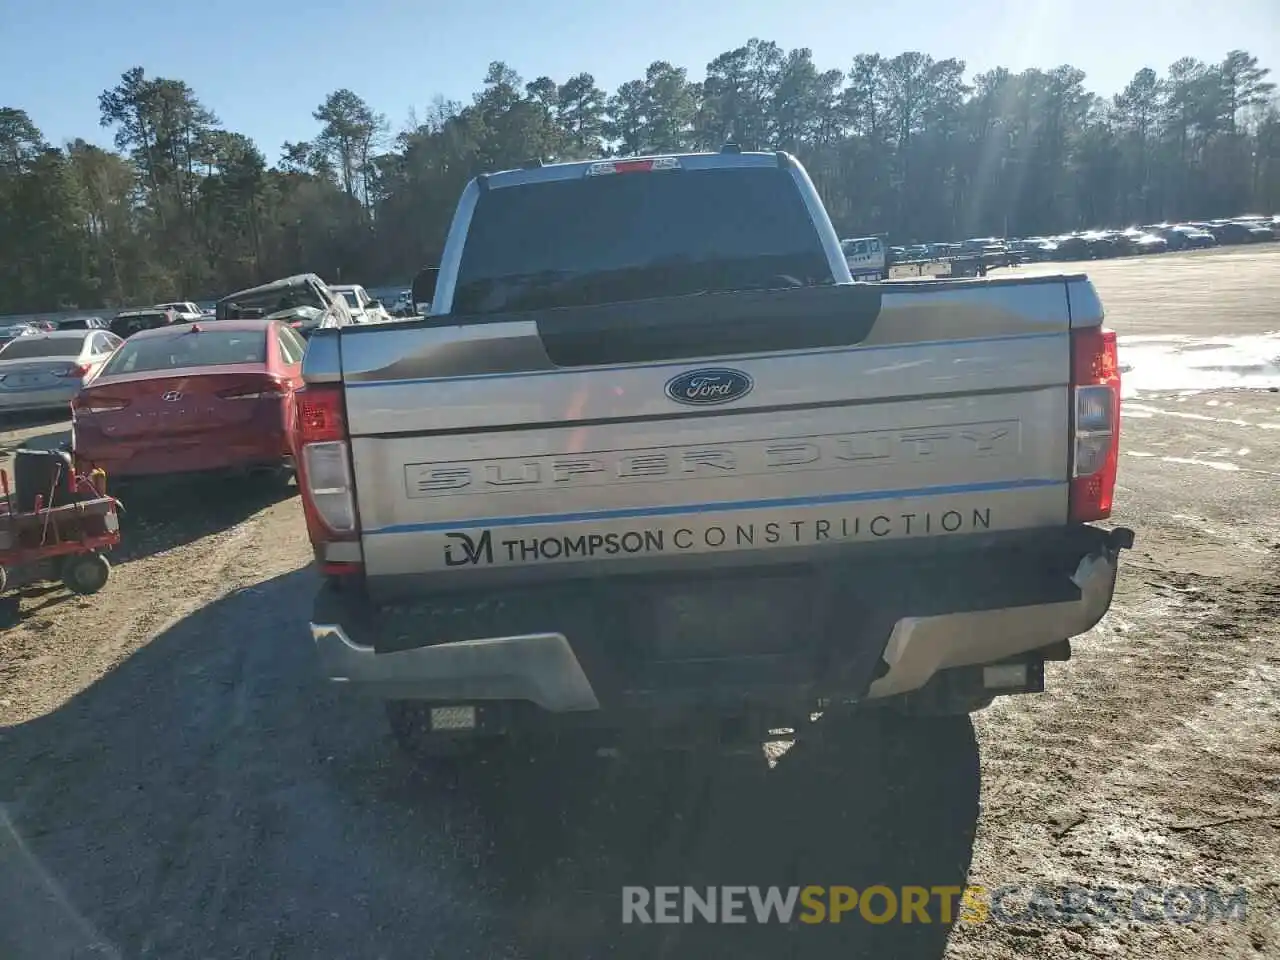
[440,506,996,567]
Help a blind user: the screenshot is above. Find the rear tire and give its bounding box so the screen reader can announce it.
[61,552,110,595]
[265,465,296,494]
[242,465,294,496]
[0,594,19,628]
[812,708,972,756]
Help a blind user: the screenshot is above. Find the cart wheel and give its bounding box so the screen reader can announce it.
[61,553,111,595]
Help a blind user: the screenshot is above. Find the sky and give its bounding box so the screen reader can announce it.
[3,0,1278,163]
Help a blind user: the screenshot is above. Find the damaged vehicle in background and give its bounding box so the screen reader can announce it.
[215,273,354,339]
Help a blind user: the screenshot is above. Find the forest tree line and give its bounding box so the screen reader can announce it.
[0,42,1276,313]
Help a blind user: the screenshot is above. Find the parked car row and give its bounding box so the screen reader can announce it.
[0,274,411,355]
[878,213,1279,269]
[0,275,375,484]
[1010,215,1278,262]
[0,315,113,347]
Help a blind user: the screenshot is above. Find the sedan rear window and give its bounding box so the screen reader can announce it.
[0,337,83,359]
[101,330,267,375]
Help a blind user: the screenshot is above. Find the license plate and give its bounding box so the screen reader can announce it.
[652,578,812,657]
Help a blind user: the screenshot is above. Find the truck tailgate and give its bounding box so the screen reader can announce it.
[334,275,1097,590]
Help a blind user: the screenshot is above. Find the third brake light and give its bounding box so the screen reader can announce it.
[585,157,681,176]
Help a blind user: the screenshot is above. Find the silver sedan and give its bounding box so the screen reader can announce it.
[0,329,123,414]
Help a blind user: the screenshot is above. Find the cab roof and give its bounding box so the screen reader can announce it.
[476,150,789,191]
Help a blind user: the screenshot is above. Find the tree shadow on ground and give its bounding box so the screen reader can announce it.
[0,414,295,569]
[454,716,980,960]
[0,474,296,627]
[0,569,979,960]
[106,473,297,565]
[0,422,70,461]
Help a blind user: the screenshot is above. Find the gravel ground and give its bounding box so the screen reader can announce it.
[1,244,1279,960]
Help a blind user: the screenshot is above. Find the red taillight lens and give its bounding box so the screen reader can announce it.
[217,378,287,400]
[297,384,347,444]
[61,363,90,378]
[1071,326,1120,384]
[294,384,359,548]
[72,394,130,414]
[1069,327,1121,523]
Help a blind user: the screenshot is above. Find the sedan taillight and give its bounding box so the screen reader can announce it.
[72,396,130,414]
[218,379,288,400]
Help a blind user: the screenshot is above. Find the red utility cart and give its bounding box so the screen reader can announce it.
[0,449,121,600]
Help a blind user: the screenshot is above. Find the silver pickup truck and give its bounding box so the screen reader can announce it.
[298,148,1133,760]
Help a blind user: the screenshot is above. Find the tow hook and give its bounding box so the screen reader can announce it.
[1108,527,1136,552]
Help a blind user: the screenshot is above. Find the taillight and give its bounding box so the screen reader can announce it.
[71,395,130,415]
[60,363,90,378]
[585,157,680,176]
[1069,326,1121,523]
[218,378,287,400]
[297,386,346,443]
[295,384,359,546]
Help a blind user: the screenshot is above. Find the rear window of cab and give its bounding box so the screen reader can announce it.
[101,329,267,376]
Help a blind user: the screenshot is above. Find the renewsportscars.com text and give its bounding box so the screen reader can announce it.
[621,885,1249,926]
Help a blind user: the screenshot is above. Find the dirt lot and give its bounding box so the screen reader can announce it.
[1,244,1279,960]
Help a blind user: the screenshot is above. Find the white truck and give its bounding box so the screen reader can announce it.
[839,236,888,281]
[331,284,392,324]
[298,148,1132,761]
[155,301,203,322]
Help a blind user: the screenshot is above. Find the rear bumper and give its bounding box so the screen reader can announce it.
[0,386,75,412]
[310,525,1132,715]
[315,630,601,712]
[76,433,291,478]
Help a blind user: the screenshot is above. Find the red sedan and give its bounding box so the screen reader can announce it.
[71,318,307,481]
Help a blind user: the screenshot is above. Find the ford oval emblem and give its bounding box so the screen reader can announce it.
[665,368,754,406]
